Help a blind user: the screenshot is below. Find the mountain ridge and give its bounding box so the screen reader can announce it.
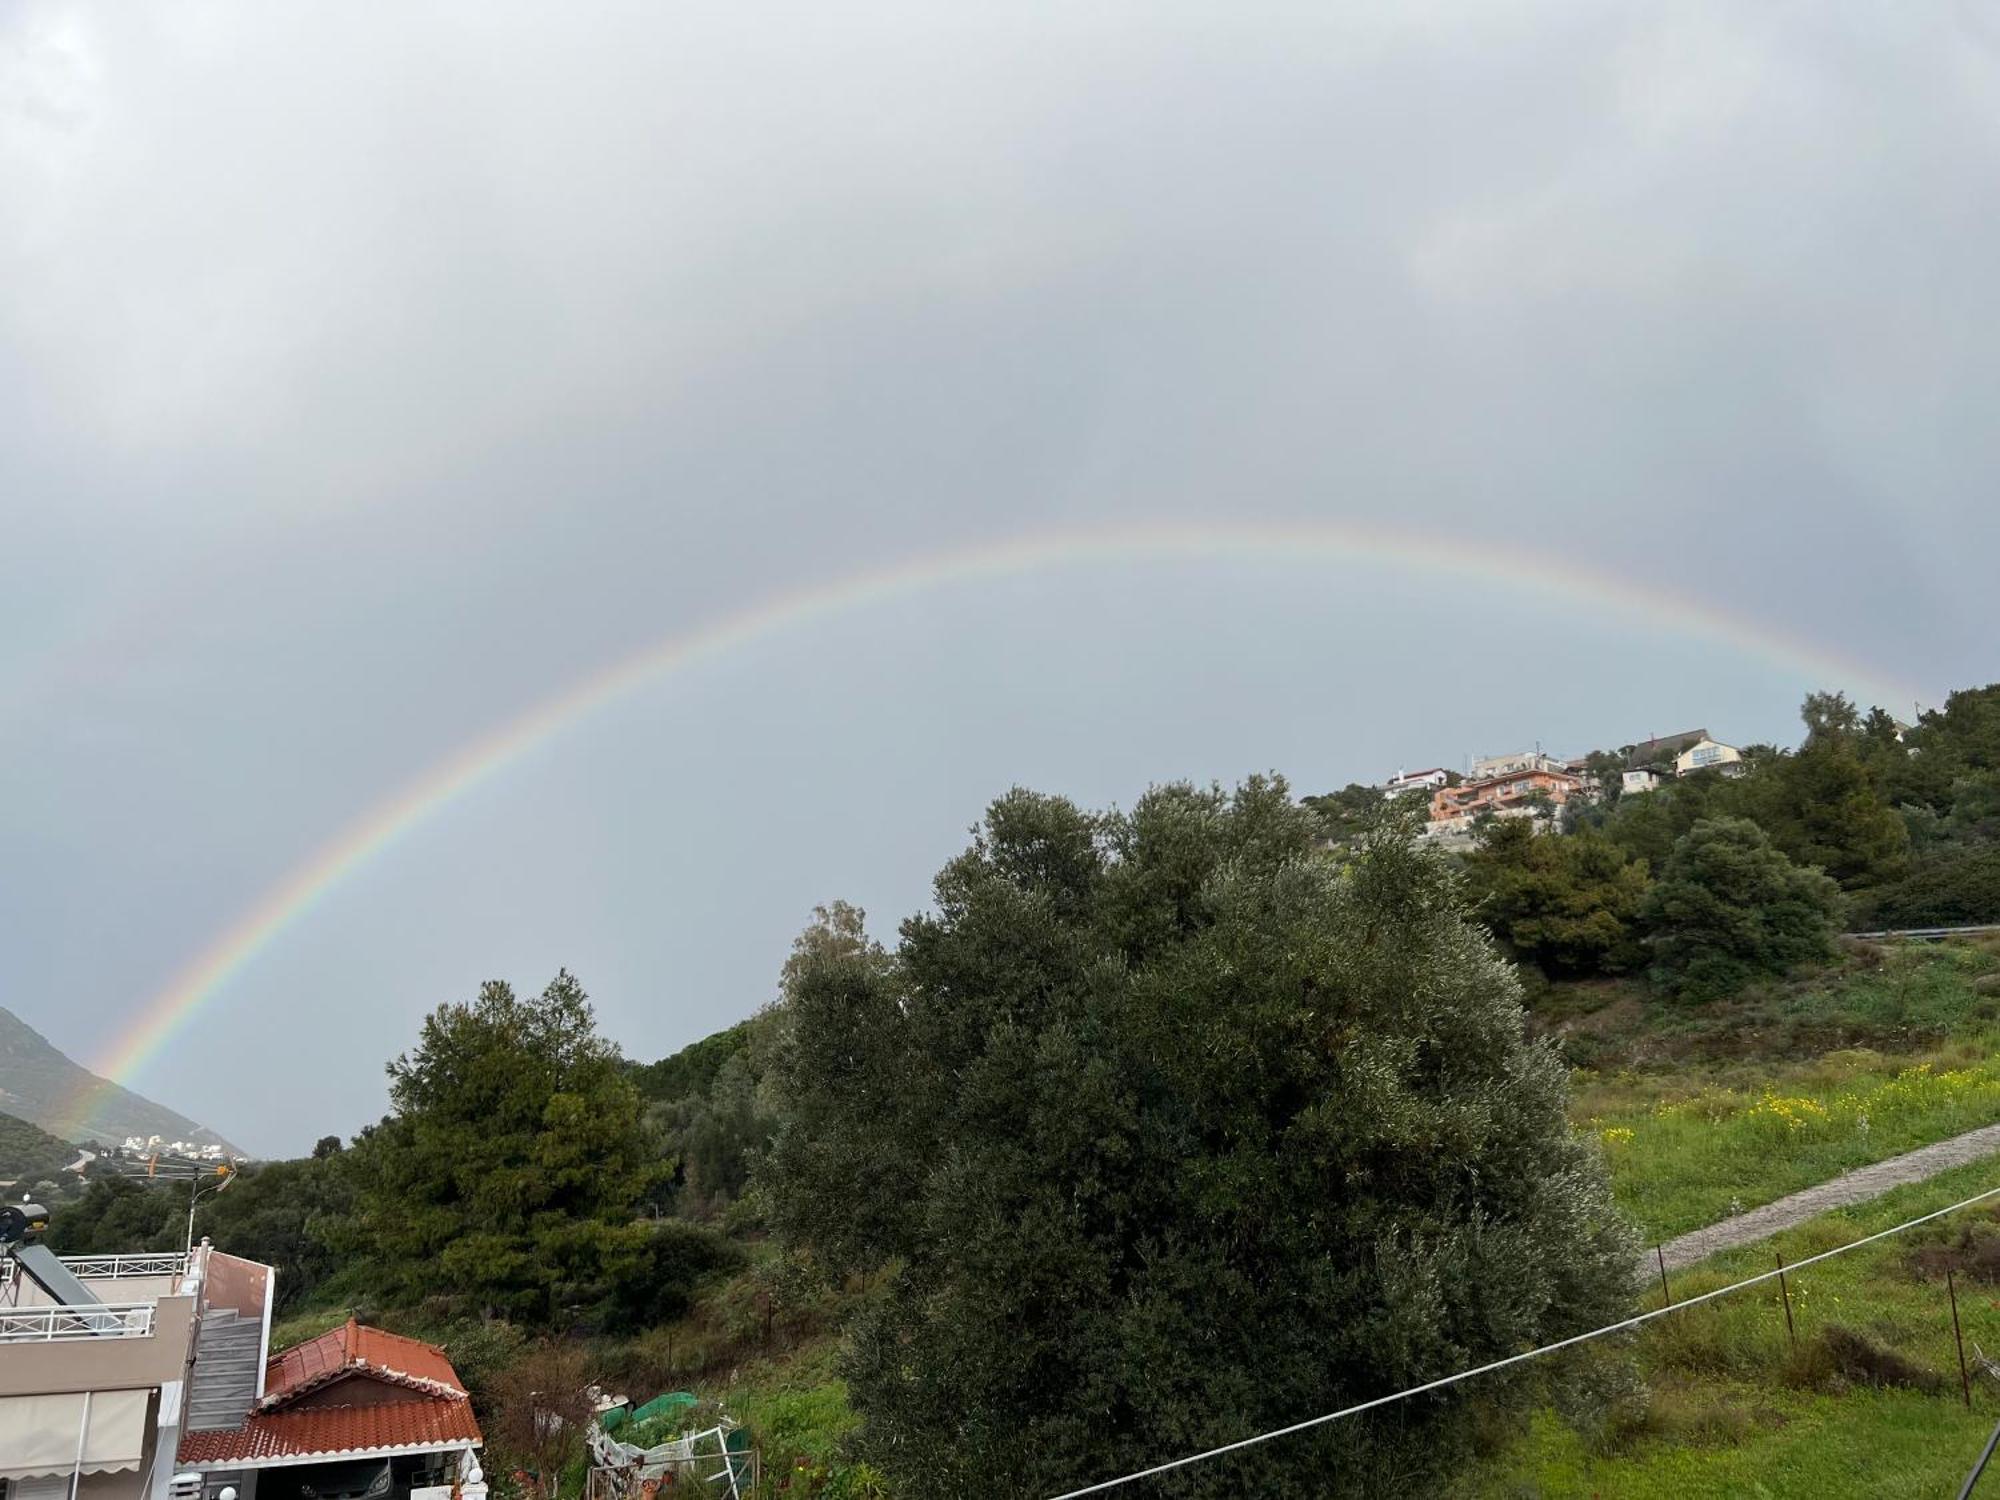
[0,1005,244,1156]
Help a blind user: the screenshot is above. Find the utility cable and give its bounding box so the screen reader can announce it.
[1050,1177,2000,1497]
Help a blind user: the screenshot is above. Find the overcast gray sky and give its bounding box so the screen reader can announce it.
[3,2,1994,1155]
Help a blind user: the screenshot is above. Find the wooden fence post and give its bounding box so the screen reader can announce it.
[1776,1251,1797,1352]
[1952,1268,1974,1411]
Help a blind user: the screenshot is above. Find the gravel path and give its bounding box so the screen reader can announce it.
[1643,1121,2000,1276]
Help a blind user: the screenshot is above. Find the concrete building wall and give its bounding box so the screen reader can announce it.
[0,1297,194,1399]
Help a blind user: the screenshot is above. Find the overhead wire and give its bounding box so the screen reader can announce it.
[1049,1177,2000,1497]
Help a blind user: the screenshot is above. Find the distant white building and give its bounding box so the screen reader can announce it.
[1622,769,1666,795]
[1469,750,1567,780]
[1382,767,1450,797]
[1676,738,1745,778]
[117,1136,230,1162]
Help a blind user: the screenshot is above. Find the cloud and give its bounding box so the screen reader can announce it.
[2,1,1995,1148]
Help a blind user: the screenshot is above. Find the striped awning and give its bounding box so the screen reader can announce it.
[0,1391,150,1481]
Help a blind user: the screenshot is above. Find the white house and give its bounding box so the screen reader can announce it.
[1382,768,1450,797]
[1622,769,1666,795]
[1468,750,1567,781]
[1675,738,1745,778]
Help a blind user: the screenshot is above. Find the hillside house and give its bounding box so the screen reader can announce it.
[1427,765,1584,838]
[1623,728,1709,774]
[1381,767,1450,797]
[1675,738,1745,778]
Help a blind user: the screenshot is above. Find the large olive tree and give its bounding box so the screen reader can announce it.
[765,779,1634,1497]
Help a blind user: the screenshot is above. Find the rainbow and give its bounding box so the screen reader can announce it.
[84,519,1919,1111]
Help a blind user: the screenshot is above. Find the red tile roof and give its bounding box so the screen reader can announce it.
[179,1398,481,1464]
[264,1318,467,1405]
[180,1318,481,1467]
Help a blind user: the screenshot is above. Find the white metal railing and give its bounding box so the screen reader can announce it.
[0,1301,157,1341]
[60,1252,189,1280]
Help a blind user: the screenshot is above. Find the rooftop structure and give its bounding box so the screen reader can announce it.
[1381,767,1450,796]
[1467,750,1568,781]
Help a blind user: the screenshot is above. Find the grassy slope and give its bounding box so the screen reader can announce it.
[1541,939,2000,1240]
[1466,938,2000,1495]
[1474,1161,2000,1497]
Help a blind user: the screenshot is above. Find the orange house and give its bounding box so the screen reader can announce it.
[1429,766,1583,827]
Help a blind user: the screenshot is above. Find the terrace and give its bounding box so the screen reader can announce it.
[0,1300,158,1342]
[0,1249,199,1398]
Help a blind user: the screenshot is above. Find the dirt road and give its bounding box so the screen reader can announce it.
[1645,1120,2000,1275]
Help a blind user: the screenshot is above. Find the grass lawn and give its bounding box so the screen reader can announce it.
[1586,1036,2000,1241]
[704,1340,872,1492]
[1549,940,2000,1241]
[1473,1160,2000,1498]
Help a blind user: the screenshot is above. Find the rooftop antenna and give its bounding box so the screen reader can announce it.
[183,1165,235,1256]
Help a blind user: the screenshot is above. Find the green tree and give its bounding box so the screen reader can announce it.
[342,971,670,1325]
[43,1176,181,1254]
[672,1054,772,1213]
[764,781,1634,1498]
[0,1110,87,1195]
[1301,781,1386,843]
[1581,749,1628,806]
[632,1021,755,1103]
[1738,743,1907,891]
[1641,817,1843,999]
[1463,819,1651,977]
[1595,773,1721,873]
[1801,690,1863,745]
[196,1155,355,1310]
[48,1154,353,1312]
[636,1019,776,1218]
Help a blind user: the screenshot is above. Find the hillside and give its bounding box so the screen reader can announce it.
[0,1006,241,1154]
[0,1108,86,1190]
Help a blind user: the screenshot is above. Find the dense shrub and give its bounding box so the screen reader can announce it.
[1642,818,1843,1000]
[1854,847,2000,929]
[606,1219,746,1325]
[1463,819,1651,977]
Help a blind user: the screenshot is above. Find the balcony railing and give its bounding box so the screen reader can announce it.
[60,1253,189,1280]
[1,1251,188,1301]
[0,1301,157,1342]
